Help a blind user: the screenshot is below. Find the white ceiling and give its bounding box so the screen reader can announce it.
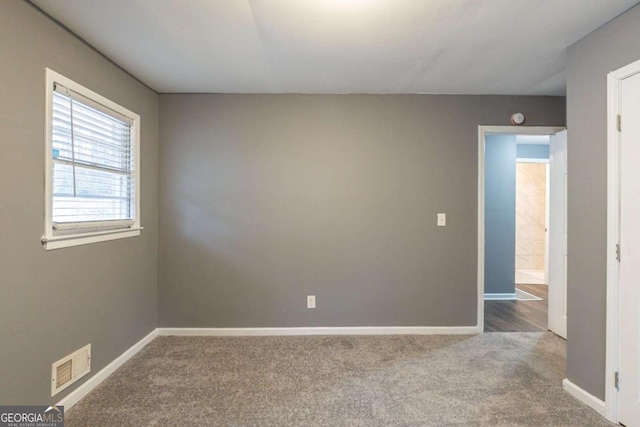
[33,0,639,95]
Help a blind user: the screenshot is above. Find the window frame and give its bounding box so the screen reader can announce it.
[42,68,142,250]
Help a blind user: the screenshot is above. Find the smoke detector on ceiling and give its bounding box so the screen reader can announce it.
[511,113,526,125]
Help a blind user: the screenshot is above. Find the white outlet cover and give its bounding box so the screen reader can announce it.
[307,295,316,308]
[437,213,447,226]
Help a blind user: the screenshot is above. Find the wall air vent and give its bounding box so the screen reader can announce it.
[51,344,91,396]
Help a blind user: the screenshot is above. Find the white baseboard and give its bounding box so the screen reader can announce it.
[484,293,517,300]
[562,378,606,417]
[57,329,158,410]
[157,326,481,336]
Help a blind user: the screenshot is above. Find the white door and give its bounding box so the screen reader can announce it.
[618,70,640,427]
[548,130,567,339]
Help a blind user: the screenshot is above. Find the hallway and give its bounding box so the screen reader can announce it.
[485,284,548,332]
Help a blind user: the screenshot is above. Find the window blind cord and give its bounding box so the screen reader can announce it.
[70,99,77,197]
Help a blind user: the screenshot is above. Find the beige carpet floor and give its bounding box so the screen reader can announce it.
[66,332,612,426]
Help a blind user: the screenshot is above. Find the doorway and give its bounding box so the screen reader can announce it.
[477,126,566,335]
[515,153,550,289]
[605,58,640,425]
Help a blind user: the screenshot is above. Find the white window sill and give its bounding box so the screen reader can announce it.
[42,227,143,250]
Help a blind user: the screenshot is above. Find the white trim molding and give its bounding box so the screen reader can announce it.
[477,126,565,333]
[56,329,158,410]
[563,379,606,418]
[483,293,517,301]
[516,158,550,164]
[42,227,143,250]
[157,326,481,337]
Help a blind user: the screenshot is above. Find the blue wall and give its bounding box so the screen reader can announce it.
[517,144,549,159]
[485,135,517,294]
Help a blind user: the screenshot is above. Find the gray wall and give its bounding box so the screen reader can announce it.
[484,135,517,295]
[0,1,158,404]
[158,94,565,328]
[517,144,549,159]
[566,3,640,400]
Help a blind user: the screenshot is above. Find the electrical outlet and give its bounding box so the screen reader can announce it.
[437,213,446,227]
[307,295,316,309]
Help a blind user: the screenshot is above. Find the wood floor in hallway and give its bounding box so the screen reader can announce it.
[484,284,548,332]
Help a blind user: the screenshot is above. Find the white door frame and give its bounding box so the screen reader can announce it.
[605,57,640,424]
[477,126,564,331]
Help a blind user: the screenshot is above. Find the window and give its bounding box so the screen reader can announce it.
[42,69,141,250]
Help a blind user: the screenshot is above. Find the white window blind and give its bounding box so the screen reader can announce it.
[51,83,136,230]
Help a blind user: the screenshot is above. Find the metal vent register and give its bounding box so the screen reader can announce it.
[56,360,73,388]
[51,344,91,396]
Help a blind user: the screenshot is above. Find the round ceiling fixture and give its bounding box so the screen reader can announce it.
[511,113,526,125]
